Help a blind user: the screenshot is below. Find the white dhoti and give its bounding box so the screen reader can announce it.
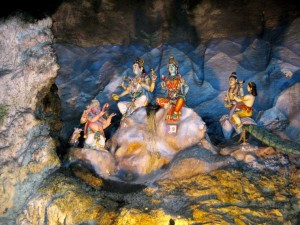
[84,132,106,150]
[117,95,148,116]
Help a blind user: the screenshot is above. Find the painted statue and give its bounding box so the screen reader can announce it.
[223,72,244,118]
[156,55,189,123]
[80,99,116,150]
[112,57,157,119]
[231,81,257,131]
[220,81,257,142]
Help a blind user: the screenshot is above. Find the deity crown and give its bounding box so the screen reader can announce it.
[87,99,100,108]
[167,55,178,68]
[135,57,144,68]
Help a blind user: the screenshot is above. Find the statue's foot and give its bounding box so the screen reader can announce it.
[165,117,180,124]
[171,112,180,122]
[120,116,128,127]
[238,129,247,144]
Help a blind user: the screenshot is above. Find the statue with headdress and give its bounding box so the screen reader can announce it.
[156,55,189,124]
[112,57,157,120]
[78,99,116,150]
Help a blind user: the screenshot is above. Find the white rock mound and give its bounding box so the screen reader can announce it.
[111,106,215,176]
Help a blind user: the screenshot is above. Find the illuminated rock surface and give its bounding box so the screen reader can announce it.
[0,2,300,224]
[0,17,61,224]
[17,164,300,224]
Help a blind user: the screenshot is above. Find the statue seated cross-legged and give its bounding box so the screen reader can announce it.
[112,57,156,121]
[156,55,189,124]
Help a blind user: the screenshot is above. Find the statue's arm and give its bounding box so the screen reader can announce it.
[119,88,130,97]
[112,88,130,101]
[233,95,247,102]
[80,109,90,124]
[102,113,117,129]
[179,76,189,97]
[121,75,127,90]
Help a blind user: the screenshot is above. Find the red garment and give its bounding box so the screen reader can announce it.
[156,75,185,123]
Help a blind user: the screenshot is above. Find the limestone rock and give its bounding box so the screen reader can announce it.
[17,171,118,225]
[0,16,60,223]
[67,147,117,178]
[112,106,210,177]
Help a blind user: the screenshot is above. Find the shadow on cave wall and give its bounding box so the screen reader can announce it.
[133,0,201,46]
[34,83,65,156]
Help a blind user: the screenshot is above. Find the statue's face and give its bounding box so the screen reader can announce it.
[229,77,237,86]
[168,64,176,76]
[247,84,251,93]
[132,63,141,76]
[91,106,100,114]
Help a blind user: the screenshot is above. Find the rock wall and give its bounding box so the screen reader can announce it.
[51,0,300,47]
[0,16,61,224]
[18,149,300,225]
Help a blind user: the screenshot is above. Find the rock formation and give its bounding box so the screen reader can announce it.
[66,106,217,182]
[0,1,299,224]
[0,16,61,223]
[50,0,300,47]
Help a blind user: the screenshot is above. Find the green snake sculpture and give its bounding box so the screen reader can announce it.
[243,124,300,155]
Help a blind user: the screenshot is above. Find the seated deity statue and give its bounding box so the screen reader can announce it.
[156,55,189,123]
[80,99,116,150]
[112,57,157,119]
[231,81,257,131]
[223,72,244,119]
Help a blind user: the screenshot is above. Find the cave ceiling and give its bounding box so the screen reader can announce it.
[2,0,300,47]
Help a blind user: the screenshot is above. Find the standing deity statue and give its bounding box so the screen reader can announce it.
[80,99,116,150]
[112,57,157,119]
[156,55,189,123]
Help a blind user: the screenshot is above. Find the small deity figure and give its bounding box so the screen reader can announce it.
[156,55,189,123]
[223,72,244,118]
[231,81,257,131]
[80,99,116,150]
[112,57,157,119]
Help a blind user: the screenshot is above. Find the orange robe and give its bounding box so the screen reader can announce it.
[156,75,185,122]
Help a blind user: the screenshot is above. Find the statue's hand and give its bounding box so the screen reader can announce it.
[136,77,141,83]
[110,113,117,118]
[82,109,89,116]
[103,103,109,109]
[152,74,157,81]
[112,94,120,101]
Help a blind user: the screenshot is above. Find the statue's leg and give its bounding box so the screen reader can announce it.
[238,129,247,144]
[232,113,242,130]
[99,135,106,149]
[117,101,129,115]
[84,133,95,149]
[167,105,175,120]
[156,97,169,108]
[134,95,148,109]
[229,101,237,119]
[173,98,185,120]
